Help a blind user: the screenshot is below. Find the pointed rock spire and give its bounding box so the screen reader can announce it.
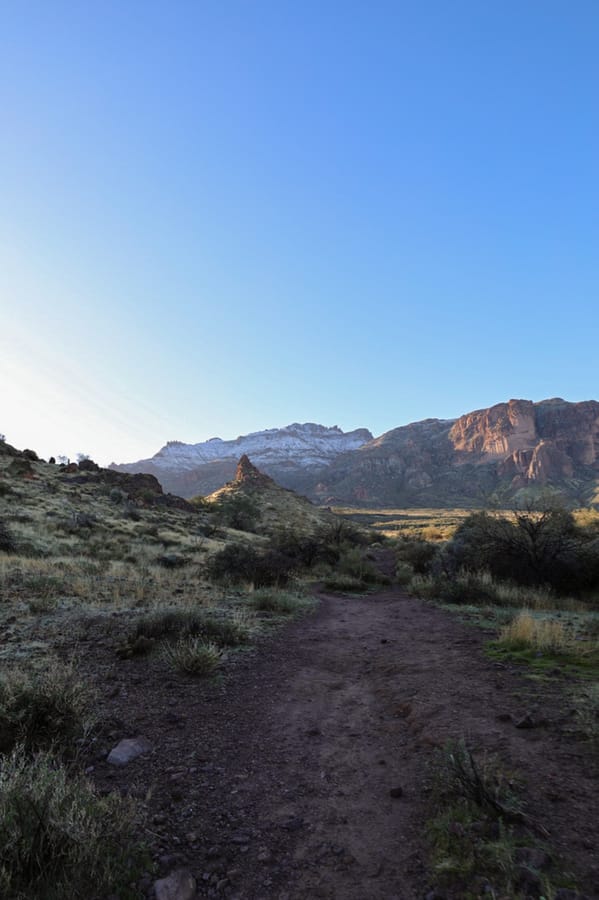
[234,454,272,486]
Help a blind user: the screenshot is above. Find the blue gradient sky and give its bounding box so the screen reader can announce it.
[1,2,598,465]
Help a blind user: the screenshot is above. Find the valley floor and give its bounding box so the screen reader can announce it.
[82,577,599,899]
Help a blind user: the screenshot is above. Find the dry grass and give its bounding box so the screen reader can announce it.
[499,613,576,654]
[161,637,222,675]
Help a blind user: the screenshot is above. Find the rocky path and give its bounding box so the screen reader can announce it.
[87,587,599,899]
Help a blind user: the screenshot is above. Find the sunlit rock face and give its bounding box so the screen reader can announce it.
[308,399,599,508]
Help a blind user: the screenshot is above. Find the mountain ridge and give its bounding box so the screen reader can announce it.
[111,399,599,508]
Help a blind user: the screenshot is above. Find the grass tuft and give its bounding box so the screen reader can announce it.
[161,637,222,675]
[247,588,312,614]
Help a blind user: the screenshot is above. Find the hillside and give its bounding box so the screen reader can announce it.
[112,398,599,508]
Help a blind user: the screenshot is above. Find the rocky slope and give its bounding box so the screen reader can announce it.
[112,399,599,508]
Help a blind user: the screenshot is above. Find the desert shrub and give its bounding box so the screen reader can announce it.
[336,547,389,585]
[319,520,367,549]
[0,747,143,900]
[21,448,38,461]
[161,638,222,675]
[271,531,324,569]
[214,494,260,531]
[396,538,437,574]
[198,612,252,646]
[0,521,16,554]
[323,573,366,593]
[131,607,251,648]
[409,571,560,608]
[441,508,599,595]
[248,588,311,614]
[395,562,414,585]
[206,543,293,587]
[0,664,95,758]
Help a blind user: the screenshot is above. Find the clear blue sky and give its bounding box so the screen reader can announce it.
[1,1,597,465]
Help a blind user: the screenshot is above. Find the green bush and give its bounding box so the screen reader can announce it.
[247,588,311,614]
[441,508,599,595]
[395,538,437,574]
[0,747,144,900]
[214,494,260,531]
[206,543,294,587]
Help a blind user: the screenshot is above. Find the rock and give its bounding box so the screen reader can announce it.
[515,713,536,729]
[154,869,197,900]
[389,786,404,798]
[514,847,552,871]
[107,736,152,766]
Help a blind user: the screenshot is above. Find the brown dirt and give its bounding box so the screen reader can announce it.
[80,582,599,899]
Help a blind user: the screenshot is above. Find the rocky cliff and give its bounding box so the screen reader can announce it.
[314,399,599,507]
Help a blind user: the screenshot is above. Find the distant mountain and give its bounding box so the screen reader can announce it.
[313,398,599,508]
[110,423,373,499]
[111,400,599,508]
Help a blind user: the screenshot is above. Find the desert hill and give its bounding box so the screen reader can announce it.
[205,453,338,537]
[112,398,599,508]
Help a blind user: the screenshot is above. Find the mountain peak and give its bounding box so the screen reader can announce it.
[235,454,272,486]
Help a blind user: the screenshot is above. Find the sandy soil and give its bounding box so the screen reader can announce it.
[83,581,599,899]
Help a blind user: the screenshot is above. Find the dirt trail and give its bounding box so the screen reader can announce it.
[87,586,599,899]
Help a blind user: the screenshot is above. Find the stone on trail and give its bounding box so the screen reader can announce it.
[154,869,197,900]
[107,735,152,766]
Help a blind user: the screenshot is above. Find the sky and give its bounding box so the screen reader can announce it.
[1,1,598,466]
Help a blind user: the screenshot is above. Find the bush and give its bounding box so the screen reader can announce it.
[247,588,311,614]
[271,531,326,568]
[0,747,143,900]
[323,573,366,593]
[396,538,437,574]
[440,508,599,595]
[214,494,259,531]
[206,543,294,587]
[0,665,95,758]
[125,607,252,656]
[0,520,16,554]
